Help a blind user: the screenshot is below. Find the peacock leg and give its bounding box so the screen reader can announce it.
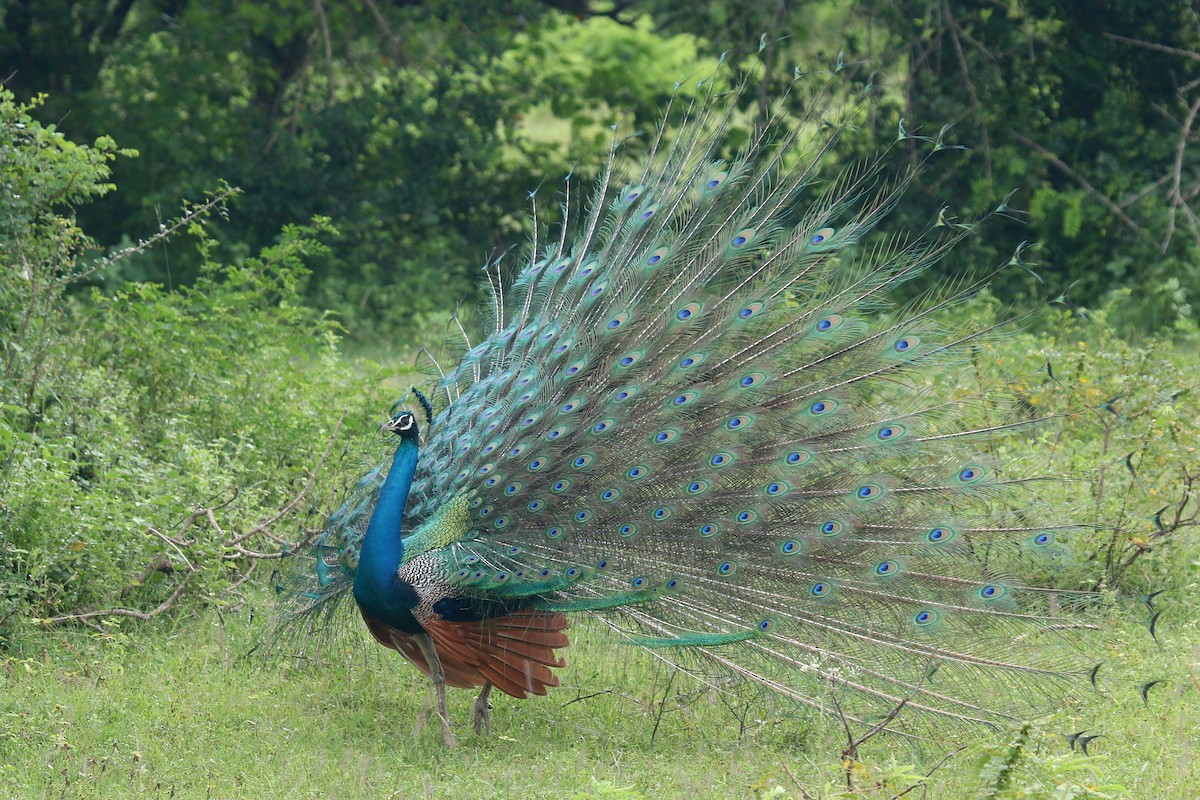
[412,632,457,749]
[473,682,493,736]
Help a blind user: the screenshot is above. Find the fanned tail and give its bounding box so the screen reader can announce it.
[272,70,1110,736]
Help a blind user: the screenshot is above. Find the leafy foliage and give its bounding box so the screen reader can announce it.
[3,20,1196,645]
[853,0,1200,331]
[7,1,1200,337]
[1,2,712,342]
[0,92,396,638]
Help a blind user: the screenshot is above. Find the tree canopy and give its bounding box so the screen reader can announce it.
[4,0,1199,338]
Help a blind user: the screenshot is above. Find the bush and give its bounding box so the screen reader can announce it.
[0,89,399,641]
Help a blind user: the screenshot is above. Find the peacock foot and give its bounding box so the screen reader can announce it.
[438,712,457,749]
[419,684,457,748]
[431,680,457,749]
[473,682,493,736]
[411,632,458,749]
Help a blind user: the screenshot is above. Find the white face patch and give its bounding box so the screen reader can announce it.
[397,414,415,431]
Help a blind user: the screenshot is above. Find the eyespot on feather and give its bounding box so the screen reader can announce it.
[809,226,835,246]
[730,228,757,249]
[815,314,843,332]
[646,246,670,267]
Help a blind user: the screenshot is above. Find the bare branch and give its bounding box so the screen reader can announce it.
[1103,32,1200,62]
[311,0,334,104]
[146,526,195,572]
[38,571,195,625]
[943,0,992,188]
[36,412,345,625]
[890,746,966,800]
[780,762,817,800]
[1008,130,1140,232]
[225,560,260,592]
[1118,172,1172,209]
[224,409,346,547]
[63,187,240,286]
[361,0,404,65]
[1164,95,1200,250]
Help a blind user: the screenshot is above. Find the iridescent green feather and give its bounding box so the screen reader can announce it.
[269,71,1123,738]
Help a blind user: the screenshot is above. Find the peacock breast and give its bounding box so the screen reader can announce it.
[352,561,423,634]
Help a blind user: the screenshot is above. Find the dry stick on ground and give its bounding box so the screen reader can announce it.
[39,563,197,626]
[38,410,348,626]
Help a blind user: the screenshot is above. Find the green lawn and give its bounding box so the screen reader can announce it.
[1,602,1194,799]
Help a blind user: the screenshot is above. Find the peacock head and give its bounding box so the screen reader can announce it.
[381,411,420,442]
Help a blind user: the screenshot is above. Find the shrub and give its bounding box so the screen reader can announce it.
[0,89,399,640]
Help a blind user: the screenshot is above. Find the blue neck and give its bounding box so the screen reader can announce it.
[353,437,419,619]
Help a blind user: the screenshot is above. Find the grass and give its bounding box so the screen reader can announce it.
[1,598,1196,799]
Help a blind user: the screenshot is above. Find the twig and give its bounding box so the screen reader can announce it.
[225,560,259,591]
[780,761,816,800]
[649,667,679,742]
[1103,32,1200,62]
[206,508,227,539]
[224,409,346,547]
[228,545,283,560]
[63,187,240,286]
[361,0,404,65]
[37,412,344,624]
[1163,95,1200,250]
[1120,466,1200,568]
[170,488,239,547]
[943,0,992,188]
[890,746,966,799]
[830,667,922,791]
[1118,172,1172,209]
[561,690,615,706]
[311,0,334,104]
[1008,130,1140,232]
[145,526,195,572]
[39,571,195,625]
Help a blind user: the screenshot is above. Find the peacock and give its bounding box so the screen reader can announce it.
[272,73,1129,748]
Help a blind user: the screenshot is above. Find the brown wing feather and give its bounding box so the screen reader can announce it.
[421,610,570,699]
[360,610,483,689]
[360,607,570,698]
